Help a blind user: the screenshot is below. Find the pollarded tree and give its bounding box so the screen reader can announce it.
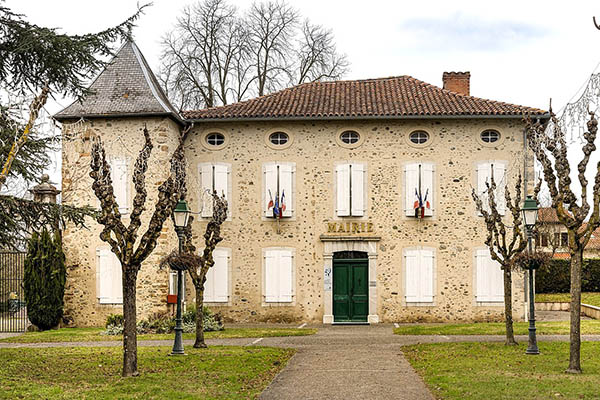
[524,110,600,373]
[472,174,527,345]
[89,126,186,377]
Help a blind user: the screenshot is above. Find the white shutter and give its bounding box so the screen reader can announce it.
[351,163,365,216]
[422,163,434,217]
[111,254,123,303]
[476,249,489,301]
[279,164,294,217]
[420,249,435,302]
[212,249,229,302]
[405,249,419,302]
[476,162,491,214]
[279,250,293,302]
[203,264,216,301]
[336,164,350,216]
[489,255,505,302]
[169,271,177,295]
[214,164,229,201]
[110,159,128,214]
[405,163,419,216]
[201,164,214,217]
[264,250,279,302]
[97,248,111,303]
[493,162,506,216]
[264,163,278,217]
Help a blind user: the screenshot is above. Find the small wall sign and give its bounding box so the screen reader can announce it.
[326,221,374,234]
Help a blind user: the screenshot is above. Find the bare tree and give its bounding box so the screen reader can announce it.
[89,126,186,377]
[525,110,600,373]
[472,174,527,345]
[181,191,228,348]
[295,20,349,84]
[160,0,349,108]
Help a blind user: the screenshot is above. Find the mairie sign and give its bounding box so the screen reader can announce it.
[327,221,373,234]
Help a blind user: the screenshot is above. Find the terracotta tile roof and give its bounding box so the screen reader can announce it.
[183,76,548,120]
[55,41,182,124]
[538,207,560,223]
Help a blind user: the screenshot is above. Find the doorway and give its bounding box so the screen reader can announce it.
[333,251,368,322]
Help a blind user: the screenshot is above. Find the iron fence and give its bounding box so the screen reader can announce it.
[0,251,27,332]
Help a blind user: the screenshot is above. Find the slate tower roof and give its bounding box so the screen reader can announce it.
[55,41,182,124]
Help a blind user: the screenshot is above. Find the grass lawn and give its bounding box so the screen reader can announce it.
[404,342,600,400]
[0,345,293,399]
[536,292,600,307]
[394,320,600,335]
[0,327,316,343]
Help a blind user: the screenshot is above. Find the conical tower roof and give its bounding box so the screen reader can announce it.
[55,41,182,124]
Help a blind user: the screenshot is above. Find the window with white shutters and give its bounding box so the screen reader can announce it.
[199,163,231,218]
[169,271,186,299]
[475,249,504,302]
[264,163,295,218]
[476,161,506,215]
[404,162,435,217]
[335,162,366,217]
[96,248,123,304]
[110,158,129,214]
[204,248,230,303]
[264,248,294,303]
[404,248,435,303]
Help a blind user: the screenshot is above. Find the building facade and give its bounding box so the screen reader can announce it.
[56,41,548,326]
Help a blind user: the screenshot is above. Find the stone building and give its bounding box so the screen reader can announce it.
[537,207,600,259]
[55,41,548,326]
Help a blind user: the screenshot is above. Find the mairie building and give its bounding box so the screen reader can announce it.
[55,41,548,326]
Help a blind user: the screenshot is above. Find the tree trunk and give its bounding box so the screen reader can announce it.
[567,249,583,374]
[503,267,517,345]
[122,267,139,377]
[193,285,206,348]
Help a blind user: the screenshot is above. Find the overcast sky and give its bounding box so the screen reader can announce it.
[6,0,600,193]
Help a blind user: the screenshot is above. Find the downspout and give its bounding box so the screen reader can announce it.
[523,125,529,321]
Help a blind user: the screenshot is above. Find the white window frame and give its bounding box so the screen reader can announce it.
[203,247,232,304]
[473,248,505,304]
[404,162,435,218]
[262,162,296,220]
[475,160,507,216]
[402,246,436,306]
[262,247,296,305]
[334,161,368,218]
[108,157,130,215]
[198,162,232,220]
[96,247,123,305]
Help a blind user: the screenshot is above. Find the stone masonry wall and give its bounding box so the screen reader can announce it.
[61,117,182,327]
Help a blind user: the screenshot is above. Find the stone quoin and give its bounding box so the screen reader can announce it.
[55,40,549,326]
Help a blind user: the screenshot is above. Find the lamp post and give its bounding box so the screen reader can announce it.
[171,199,190,356]
[521,195,539,355]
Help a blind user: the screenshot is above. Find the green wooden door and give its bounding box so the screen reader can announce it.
[333,258,368,322]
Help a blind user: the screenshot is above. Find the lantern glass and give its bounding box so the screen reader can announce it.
[521,196,538,228]
[173,200,190,228]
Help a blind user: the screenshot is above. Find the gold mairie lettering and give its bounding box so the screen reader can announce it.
[352,222,360,233]
[327,223,337,233]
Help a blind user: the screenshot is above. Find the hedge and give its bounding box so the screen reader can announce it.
[535,258,600,293]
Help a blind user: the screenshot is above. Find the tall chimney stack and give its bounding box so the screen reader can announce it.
[442,72,470,96]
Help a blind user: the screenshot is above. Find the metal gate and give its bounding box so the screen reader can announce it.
[0,252,27,332]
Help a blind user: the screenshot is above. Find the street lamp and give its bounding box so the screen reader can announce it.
[170,199,191,356]
[521,195,540,355]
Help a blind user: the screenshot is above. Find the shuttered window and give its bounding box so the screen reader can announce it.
[335,163,366,217]
[96,248,123,304]
[476,161,506,215]
[404,163,434,217]
[199,163,231,218]
[110,158,129,214]
[204,248,230,303]
[264,248,294,303]
[475,249,504,302]
[264,163,295,217]
[404,248,435,303]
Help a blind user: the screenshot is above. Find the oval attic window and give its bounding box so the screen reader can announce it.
[409,130,429,144]
[269,131,289,146]
[481,130,500,143]
[206,132,225,146]
[340,130,360,144]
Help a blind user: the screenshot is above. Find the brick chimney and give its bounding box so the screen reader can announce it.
[442,72,470,96]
